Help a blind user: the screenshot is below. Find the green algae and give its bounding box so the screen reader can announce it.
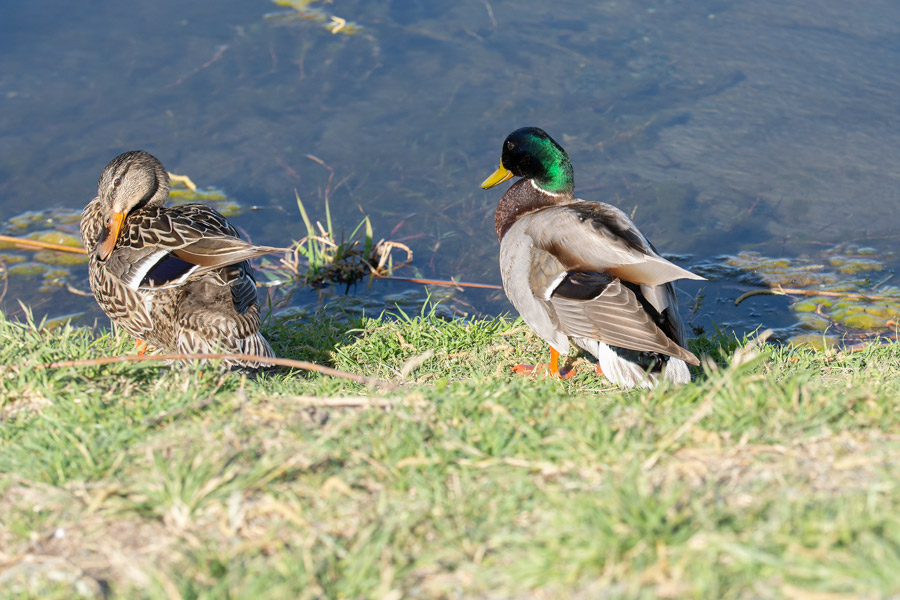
[168,188,228,202]
[792,298,822,313]
[788,333,839,350]
[726,243,900,342]
[167,184,243,217]
[28,230,82,247]
[827,256,884,275]
[723,251,839,287]
[841,311,887,329]
[25,231,89,265]
[8,262,48,277]
[6,260,78,294]
[0,209,90,297]
[0,253,26,265]
[33,250,87,266]
[794,311,831,331]
[39,311,86,331]
[6,209,81,232]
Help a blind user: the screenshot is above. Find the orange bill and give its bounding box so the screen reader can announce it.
[96,211,127,260]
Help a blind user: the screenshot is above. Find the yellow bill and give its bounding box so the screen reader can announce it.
[480,164,514,189]
[96,211,127,261]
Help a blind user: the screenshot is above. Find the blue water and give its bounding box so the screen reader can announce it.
[1,0,899,339]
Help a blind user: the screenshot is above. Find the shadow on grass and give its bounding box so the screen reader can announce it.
[264,308,370,369]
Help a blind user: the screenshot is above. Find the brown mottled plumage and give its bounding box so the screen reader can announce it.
[80,150,287,366]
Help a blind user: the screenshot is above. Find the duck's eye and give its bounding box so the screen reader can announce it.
[506,141,515,151]
[113,177,122,187]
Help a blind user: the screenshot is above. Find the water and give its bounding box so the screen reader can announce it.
[1,0,899,343]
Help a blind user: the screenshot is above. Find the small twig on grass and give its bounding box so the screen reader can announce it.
[34,353,399,390]
[399,349,434,380]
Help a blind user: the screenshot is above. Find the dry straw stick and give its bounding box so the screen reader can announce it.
[734,284,899,306]
[34,353,399,390]
[0,234,87,255]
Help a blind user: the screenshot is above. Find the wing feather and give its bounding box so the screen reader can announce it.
[550,275,699,365]
[523,203,705,286]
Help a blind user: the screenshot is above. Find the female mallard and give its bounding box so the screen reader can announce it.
[481,127,704,389]
[80,150,286,366]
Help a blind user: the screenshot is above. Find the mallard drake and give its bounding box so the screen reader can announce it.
[481,127,704,389]
[80,150,287,366]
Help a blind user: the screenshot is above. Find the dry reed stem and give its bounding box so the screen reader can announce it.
[31,352,399,390]
[0,234,86,255]
[735,284,900,306]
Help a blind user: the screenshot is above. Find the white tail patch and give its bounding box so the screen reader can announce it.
[573,338,691,389]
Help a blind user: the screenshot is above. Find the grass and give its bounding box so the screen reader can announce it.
[2,307,900,599]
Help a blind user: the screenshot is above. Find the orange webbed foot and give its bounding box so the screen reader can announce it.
[511,362,576,380]
[511,363,541,376]
[135,339,149,356]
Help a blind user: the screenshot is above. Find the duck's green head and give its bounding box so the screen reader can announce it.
[481,127,574,195]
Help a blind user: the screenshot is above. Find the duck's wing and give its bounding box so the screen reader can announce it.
[108,204,288,291]
[175,261,275,363]
[547,268,699,365]
[516,202,700,364]
[524,244,698,364]
[521,202,705,287]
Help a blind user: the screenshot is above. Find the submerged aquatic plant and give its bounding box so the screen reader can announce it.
[167,183,242,217]
[256,154,412,292]
[717,244,900,347]
[260,191,412,291]
[294,190,374,288]
[0,209,87,296]
[266,0,362,35]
